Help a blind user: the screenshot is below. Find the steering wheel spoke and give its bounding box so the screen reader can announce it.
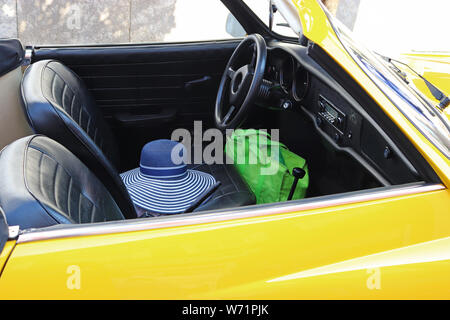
[226,67,235,79]
[247,64,255,76]
[222,105,236,125]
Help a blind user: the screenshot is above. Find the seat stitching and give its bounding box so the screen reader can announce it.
[52,160,59,208]
[78,105,83,126]
[37,151,44,197]
[47,64,78,98]
[67,175,73,218]
[61,83,68,112]
[77,192,82,223]
[22,136,64,226]
[90,203,96,223]
[46,63,97,144]
[69,92,76,118]
[50,70,58,101]
[86,115,91,136]
[29,144,101,215]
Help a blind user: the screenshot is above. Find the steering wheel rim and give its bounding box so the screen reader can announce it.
[214,34,267,130]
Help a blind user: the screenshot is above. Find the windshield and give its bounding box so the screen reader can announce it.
[322,0,450,57]
[323,7,450,158]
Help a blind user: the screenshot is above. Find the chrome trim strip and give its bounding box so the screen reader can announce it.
[17,183,445,244]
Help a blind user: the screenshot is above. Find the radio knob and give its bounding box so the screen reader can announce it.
[316,116,323,127]
[319,101,325,111]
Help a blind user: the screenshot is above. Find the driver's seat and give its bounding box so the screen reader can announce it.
[20,60,255,216]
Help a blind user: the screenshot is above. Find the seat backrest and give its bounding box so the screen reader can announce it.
[21,60,136,219]
[0,135,128,230]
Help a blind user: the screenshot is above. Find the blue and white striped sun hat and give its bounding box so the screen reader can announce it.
[120,139,216,214]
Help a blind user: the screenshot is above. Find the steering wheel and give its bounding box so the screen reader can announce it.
[215,34,267,130]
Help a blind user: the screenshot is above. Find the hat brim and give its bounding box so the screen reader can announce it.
[121,168,216,214]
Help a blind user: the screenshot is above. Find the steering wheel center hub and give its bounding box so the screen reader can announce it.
[231,70,243,94]
[230,65,252,106]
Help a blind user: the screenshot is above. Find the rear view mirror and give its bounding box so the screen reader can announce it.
[225,13,246,37]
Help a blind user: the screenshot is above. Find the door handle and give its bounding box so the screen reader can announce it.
[114,108,176,127]
[184,76,212,92]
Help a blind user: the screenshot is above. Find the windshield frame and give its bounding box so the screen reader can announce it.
[240,0,300,42]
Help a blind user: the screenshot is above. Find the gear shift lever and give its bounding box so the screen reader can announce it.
[287,167,306,201]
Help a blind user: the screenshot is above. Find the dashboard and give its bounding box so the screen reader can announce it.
[256,46,420,186]
[265,55,309,103]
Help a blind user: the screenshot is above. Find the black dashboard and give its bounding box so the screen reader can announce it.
[256,45,420,186]
[265,54,309,103]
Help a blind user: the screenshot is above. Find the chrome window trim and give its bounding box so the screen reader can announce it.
[17,183,445,244]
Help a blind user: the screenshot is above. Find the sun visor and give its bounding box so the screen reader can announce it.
[0,39,24,77]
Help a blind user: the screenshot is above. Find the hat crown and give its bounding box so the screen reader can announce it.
[121,139,216,214]
[139,139,187,178]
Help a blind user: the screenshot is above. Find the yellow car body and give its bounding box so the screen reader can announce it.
[0,0,449,299]
[397,52,450,122]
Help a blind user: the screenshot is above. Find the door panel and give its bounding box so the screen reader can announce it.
[32,40,240,170]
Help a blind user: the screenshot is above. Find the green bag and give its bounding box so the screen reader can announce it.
[225,129,309,204]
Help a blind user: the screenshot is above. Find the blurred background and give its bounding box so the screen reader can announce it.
[0,0,448,57]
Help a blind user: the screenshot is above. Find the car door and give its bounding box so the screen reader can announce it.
[0,183,449,299]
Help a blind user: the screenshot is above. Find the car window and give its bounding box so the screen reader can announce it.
[0,0,245,46]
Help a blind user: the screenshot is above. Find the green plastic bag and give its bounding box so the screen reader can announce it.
[225,129,309,204]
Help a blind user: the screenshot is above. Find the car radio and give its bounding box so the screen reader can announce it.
[318,95,346,132]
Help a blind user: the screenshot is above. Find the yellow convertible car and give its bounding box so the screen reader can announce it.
[0,0,449,299]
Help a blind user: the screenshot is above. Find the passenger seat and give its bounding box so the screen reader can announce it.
[0,135,126,229]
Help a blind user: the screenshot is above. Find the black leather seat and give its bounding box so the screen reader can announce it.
[20,60,255,215]
[0,135,125,229]
[21,60,136,219]
[188,163,256,211]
